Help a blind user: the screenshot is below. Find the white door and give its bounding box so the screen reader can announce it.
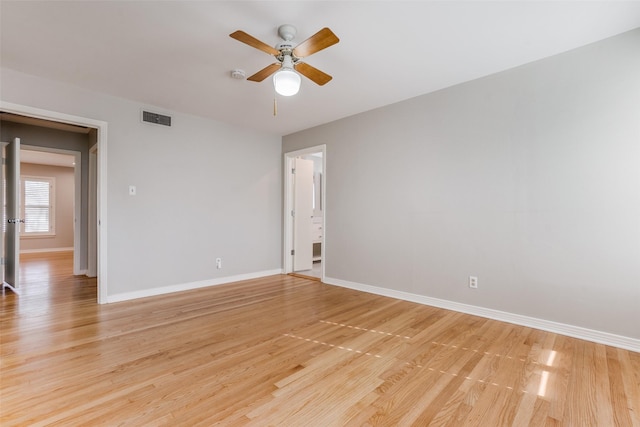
[3,138,21,292]
[293,158,314,271]
[0,142,3,285]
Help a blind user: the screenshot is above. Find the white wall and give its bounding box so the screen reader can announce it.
[20,163,74,251]
[283,29,640,341]
[1,68,282,299]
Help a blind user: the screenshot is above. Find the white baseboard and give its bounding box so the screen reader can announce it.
[20,247,73,254]
[324,276,640,353]
[106,269,284,304]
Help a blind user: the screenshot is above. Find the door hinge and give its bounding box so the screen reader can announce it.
[291,249,295,255]
[291,210,295,217]
[291,168,295,174]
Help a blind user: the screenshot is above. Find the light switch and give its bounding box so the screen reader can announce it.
[129,185,136,196]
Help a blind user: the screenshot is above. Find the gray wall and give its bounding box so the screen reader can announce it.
[1,122,89,267]
[1,68,282,298]
[283,29,640,339]
[20,163,75,251]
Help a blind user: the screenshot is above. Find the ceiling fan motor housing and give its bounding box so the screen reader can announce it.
[275,41,295,53]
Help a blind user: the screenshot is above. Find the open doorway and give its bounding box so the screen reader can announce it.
[0,103,107,303]
[20,147,81,267]
[1,125,89,298]
[284,145,326,281]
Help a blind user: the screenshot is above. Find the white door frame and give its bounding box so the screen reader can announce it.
[283,145,326,280]
[0,101,108,304]
[87,145,98,278]
[21,144,83,275]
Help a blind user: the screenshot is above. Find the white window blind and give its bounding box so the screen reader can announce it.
[21,176,55,235]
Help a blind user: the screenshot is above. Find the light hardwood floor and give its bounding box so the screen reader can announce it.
[1,252,639,426]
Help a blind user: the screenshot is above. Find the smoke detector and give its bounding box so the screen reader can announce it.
[230,69,246,79]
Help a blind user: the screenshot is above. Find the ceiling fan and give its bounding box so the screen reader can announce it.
[230,24,339,96]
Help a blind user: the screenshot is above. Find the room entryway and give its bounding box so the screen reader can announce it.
[0,102,108,303]
[284,145,326,281]
[16,251,95,302]
[1,121,91,298]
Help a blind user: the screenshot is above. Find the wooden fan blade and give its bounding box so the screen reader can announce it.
[230,30,279,56]
[247,63,281,82]
[295,62,332,86]
[293,27,339,58]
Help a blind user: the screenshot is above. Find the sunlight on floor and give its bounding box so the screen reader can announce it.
[538,350,557,397]
[282,319,560,398]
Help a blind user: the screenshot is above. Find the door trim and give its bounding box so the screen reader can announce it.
[283,145,326,280]
[87,145,98,278]
[0,101,109,303]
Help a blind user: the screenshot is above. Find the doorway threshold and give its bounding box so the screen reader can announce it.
[288,272,321,282]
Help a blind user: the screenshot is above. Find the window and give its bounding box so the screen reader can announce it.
[21,176,55,236]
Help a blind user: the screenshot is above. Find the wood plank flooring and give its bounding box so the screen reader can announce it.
[1,252,639,426]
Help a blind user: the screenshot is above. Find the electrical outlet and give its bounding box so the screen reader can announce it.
[216,258,222,269]
[469,276,478,289]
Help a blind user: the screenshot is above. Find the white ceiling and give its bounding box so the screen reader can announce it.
[1,1,639,136]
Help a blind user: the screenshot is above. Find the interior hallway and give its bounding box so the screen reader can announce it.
[11,251,95,299]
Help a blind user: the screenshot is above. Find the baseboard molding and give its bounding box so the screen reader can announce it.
[324,276,640,353]
[20,247,73,254]
[106,269,284,304]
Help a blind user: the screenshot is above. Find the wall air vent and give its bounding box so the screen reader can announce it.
[142,111,172,127]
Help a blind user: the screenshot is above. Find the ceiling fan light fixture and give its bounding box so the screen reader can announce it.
[230,26,339,97]
[273,69,301,96]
